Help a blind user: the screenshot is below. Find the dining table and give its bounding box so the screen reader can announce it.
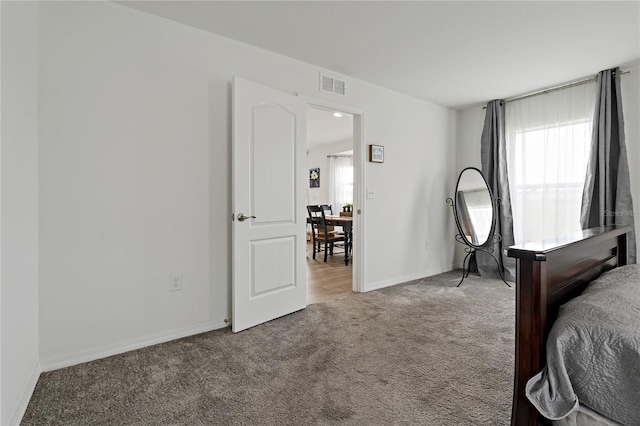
[308,214,353,266]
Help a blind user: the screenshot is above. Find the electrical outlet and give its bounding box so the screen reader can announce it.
[169,274,182,291]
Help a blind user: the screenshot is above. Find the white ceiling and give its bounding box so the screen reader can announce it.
[307,106,353,150]
[120,1,640,110]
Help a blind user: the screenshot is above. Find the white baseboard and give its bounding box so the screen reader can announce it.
[9,361,41,426]
[363,264,457,292]
[41,317,228,372]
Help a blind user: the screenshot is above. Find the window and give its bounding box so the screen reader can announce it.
[506,81,596,244]
[328,155,353,213]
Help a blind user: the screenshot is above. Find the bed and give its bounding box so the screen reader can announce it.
[506,224,636,426]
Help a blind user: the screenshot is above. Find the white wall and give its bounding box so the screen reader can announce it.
[453,107,485,265]
[455,65,640,266]
[1,2,41,424]
[455,108,484,172]
[306,139,353,207]
[38,1,457,367]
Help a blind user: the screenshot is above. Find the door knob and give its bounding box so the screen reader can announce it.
[237,213,256,222]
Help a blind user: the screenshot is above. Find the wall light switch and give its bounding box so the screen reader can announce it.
[366,188,375,199]
[169,274,182,291]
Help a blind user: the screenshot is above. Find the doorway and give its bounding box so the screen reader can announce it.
[232,78,364,332]
[305,104,360,304]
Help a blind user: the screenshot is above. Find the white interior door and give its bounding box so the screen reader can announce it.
[232,77,307,332]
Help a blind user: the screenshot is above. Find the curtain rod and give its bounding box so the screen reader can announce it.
[482,70,630,109]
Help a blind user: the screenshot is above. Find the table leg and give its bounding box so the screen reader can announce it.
[344,227,352,266]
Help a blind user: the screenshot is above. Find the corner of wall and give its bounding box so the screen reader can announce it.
[7,363,40,426]
[1,1,41,424]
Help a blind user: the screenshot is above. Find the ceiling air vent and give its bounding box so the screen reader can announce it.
[320,73,346,96]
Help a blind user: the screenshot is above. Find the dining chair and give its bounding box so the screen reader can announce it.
[307,205,345,262]
[320,204,342,234]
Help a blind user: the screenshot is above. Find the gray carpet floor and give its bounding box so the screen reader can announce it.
[22,271,515,425]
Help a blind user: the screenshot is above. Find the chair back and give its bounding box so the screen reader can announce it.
[319,204,336,232]
[307,205,329,239]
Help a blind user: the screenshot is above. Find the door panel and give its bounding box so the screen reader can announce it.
[232,77,307,332]
[252,105,295,224]
[251,237,296,297]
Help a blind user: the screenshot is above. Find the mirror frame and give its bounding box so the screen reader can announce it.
[452,167,497,248]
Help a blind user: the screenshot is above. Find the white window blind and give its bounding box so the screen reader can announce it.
[506,81,596,244]
[328,155,353,213]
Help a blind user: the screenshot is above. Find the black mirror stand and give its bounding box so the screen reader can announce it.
[447,198,511,288]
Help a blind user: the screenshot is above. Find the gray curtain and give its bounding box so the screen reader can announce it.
[478,100,516,281]
[581,67,636,263]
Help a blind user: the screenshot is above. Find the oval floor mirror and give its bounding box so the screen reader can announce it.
[447,167,510,287]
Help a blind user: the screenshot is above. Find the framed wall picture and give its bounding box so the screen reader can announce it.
[369,144,384,163]
[309,168,320,188]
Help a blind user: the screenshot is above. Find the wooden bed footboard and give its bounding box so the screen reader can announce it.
[507,225,632,426]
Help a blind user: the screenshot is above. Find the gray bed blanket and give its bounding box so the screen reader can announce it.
[525,264,640,425]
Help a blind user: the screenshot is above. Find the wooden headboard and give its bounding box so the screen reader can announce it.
[507,225,632,426]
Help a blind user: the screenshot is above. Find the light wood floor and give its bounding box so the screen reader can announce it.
[306,241,353,305]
